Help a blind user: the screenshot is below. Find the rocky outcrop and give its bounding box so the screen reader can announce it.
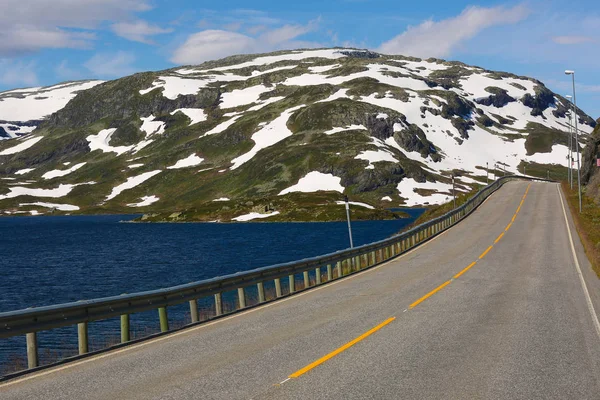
[581,119,600,186]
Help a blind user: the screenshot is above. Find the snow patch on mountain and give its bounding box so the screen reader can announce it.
[279,171,344,195]
[167,154,204,169]
[230,105,305,170]
[0,136,42,155]
[127,195,160,207]
[355,150,399,169]
[106,170,161,201]
[324,124,367,135]
[335,201,375,209]
[0,182,95,200]
[232,211,280,221]
[171,108,207,125]
[20,202,80,211]
[0,80,103,122]
[42,162,86,180]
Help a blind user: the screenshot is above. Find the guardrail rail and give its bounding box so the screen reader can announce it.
[0,175,550,375]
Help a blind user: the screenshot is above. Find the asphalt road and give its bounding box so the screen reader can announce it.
[2,181,600,399]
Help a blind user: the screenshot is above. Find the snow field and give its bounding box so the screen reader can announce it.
[171,108,207,125]
[105,170,161,201]
[167,154,204,169]
[15,168,35,175]
[0,182,94,200]
[230,105,305,170]
[324,124,367,135]
[0,81,103,122]
[42,162,86,180]
[19,202,80,211]
[87,129,133,156]
[0,136,43,155]
[127,195,160,207]
[220,85,271,109]
[232,211,280,222]
[140,116,166,136]
[355,149,398,169]
[279,171,344,195]
[335,201,374,209]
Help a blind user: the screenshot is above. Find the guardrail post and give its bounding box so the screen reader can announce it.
[121,314,130,343]
[363,253,369,267]
[78,322,88,355]
[215,293,223,316]
[275,278,282,297]
[315,267,322,284]
[385,247,389,260]
[327,264,333,281]
[257,282,266,303]
[336,261,342,278]
[303,271,310,288]
[26,332,38,369]
[289,275,296,294]
[238,287,246,309]
[158,307,169,332]
[189,300,199,323]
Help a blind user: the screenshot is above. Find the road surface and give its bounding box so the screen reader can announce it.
[2,181,600,399]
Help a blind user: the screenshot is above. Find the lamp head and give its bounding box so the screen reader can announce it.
[566,95,572,99]
[565,70,575,75]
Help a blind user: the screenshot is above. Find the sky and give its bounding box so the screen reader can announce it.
[1,0,599,117]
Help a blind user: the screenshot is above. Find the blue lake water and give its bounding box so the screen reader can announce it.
[0,212,423,372]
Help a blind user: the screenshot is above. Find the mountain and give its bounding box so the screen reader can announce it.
[0,80,104,140]
[0,48,595,221]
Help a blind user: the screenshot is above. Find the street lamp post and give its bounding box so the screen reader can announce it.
[344,195,354,248]
[486,162,489,184]
[452,174,456,209]
[565,70,582,213]
[566,97,573,188]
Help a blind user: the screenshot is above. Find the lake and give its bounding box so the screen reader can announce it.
[0,211,423,372]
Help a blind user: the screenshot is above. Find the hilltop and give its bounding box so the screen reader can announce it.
[0,48,595,221]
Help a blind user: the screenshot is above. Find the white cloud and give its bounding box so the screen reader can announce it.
[171,18,320,65]
[378,5,530,58]
[111,20,172,44]
[0,0,151,56]
[552,36,594,45]
[0,59,38,86]
[84,51,136,77]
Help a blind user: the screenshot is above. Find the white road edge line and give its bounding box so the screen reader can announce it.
[557,184,600,339]
[1,183,507,388]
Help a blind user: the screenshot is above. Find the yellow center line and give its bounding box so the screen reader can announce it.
[288,317,396,379]
[479,245,494,259]
[494,232,505,244]
[453,261,477,279]
[409,280,452,309]
[284,182,533,384]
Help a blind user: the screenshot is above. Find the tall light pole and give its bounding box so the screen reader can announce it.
[452,174,456,209]
[565,70,582,213]
[566,96,573,188]
[344,195,354,248]
[486,162,489,184]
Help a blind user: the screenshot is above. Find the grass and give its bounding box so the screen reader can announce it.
[562,181,600,279]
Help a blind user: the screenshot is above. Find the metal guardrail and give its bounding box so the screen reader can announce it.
[0,175,549,372]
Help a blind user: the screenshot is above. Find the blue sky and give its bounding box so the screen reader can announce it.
[2,0,599,117]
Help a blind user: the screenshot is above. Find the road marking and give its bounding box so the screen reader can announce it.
[505,222,513,232]
[409,281,452,309]
[557,185,600,339]
[454,261,478,279]
[494,232,505,244]
[288,317,396,379]
[479,245,494,259]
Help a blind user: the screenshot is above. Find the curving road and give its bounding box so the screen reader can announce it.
[2,181,600,399]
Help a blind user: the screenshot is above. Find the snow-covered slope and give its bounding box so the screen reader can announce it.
[0,80,103,139]
[0,48,595,218]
